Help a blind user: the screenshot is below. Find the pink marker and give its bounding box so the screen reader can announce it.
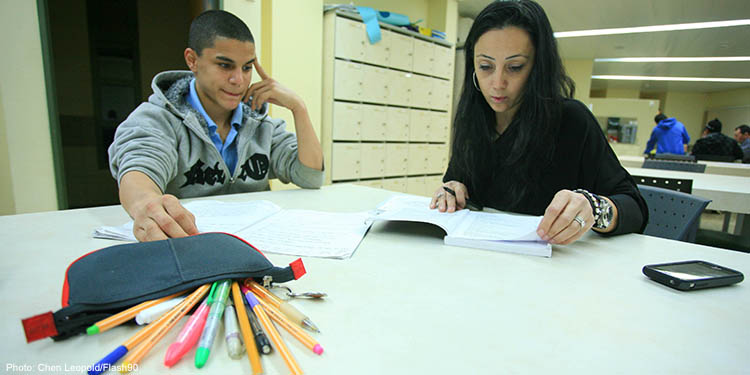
[163,299,210,367]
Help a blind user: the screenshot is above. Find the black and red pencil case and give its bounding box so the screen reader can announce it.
[22,232,306,342]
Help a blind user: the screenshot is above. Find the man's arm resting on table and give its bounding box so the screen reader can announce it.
[119,171,199,242]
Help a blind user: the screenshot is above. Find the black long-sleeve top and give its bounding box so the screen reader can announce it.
[444,99,648,236]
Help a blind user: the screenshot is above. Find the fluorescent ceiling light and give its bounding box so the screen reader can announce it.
[592,75,750,83]
[595,57,750,63]
[555,19,750,38]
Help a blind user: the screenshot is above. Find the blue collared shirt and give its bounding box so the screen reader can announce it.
[186,78,243,175]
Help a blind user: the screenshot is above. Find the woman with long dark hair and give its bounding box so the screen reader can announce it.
[430,0,647,245]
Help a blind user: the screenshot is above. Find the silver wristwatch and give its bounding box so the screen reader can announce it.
[574,189,613,230]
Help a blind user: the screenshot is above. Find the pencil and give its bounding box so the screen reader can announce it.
[120,284,210,373]
[241,285,303,375]
[86,290,188,335]
[245,280,320,333]
[255,292,324,355]
[231,281,263,375]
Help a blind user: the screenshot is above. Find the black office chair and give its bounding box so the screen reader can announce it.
[638,185,711,242]
[631,175,693,194]
[648,153,697,163]
[642,159,706,173]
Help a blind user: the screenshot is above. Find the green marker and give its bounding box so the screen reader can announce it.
[194,280,231,368]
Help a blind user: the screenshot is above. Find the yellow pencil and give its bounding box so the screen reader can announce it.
[231,281,263,374]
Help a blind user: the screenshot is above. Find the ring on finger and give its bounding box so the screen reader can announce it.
[573,215,586,229]
[436,192,445,199]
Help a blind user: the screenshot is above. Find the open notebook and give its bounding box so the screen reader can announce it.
[370,195,552,257]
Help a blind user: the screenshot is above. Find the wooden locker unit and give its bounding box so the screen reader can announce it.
[323,10,454,197]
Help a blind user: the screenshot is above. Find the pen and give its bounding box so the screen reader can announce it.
[86,290,187,335]
[135,296,186,325]
[120,285,210,373]
[245,300,272,355]
[163,293,212,367]
[231,281,263,375]
[442,186,483,211]
[254,291,324,355]
[224,301,244,359]
[86,287,205,375]
[241,285,303,375]
[195,280,231,368]
[245,280,320,333]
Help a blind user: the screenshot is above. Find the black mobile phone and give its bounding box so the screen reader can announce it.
[642,260,744,291]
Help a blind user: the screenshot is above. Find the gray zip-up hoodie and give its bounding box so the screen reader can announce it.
[109,71,324,198]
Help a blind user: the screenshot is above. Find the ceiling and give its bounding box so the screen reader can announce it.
[457,0,750,93]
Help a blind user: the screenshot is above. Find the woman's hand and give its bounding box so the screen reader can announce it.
[536,189,594,245]
[429,181,470,212]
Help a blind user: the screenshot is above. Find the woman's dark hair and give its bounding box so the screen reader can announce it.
[451,0,574,209]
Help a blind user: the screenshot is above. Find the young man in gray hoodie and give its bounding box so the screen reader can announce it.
[109,10,324,242]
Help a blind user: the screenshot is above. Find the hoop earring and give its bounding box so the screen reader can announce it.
[472,71,480,91]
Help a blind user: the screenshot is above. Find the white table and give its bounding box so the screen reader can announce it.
[3,184,749,374]
[619,155,750,177]
[626,166,750,235]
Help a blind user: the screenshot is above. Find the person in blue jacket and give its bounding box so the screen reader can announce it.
[643,113,690,155]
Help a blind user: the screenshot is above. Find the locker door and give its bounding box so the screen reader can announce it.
[382,177,408,193]
[360,104,387,141]
[409,110,430,142]
[429,111,450,143]
[406,176,427,196]
[364,28,390,67]
[331,143,361,180]
[412,39,435,76]
[388,32,414,71]
[385,143,408,176]
[334,60,363,101]
[360,143,386,178]
[432,78,452,110]
[332,102,362,141]
[386,107,410,141]
[334,17,366,61]
[411,75,433,109]
[386,70,411,106]
[407,143,429,174]
[433,45,454,79]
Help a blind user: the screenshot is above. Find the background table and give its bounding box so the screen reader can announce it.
[3,184,749,374]
[619,155,750,177]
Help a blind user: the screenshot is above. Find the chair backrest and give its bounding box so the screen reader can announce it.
[642,159,706,173]
[648,153,697,163]
[693,154,737,162]
[631,175,693,194]
[638,184,711,242]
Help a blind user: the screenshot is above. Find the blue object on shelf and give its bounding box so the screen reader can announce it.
[356,6,382,44]
[377,11,410,26]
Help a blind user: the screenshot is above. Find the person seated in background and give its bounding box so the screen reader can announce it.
[109,10,324,242]
[734,124,750,163]
[429,0,647,246]
[691,119,743,162]
[643,113,690,155]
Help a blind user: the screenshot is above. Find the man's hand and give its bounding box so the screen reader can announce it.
[119,171,199,242]
[244,60,305,113]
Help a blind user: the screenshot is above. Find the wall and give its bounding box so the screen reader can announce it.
[0,1,58,214]
[605,88,640,99]
[563,59,592,104]
[661,91,707,143]
[265,0,324,190]
[589,98,660,156]
[706,87,750,109]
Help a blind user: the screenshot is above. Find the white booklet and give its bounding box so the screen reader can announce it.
[93,200,372,259]
[371,195,552,257]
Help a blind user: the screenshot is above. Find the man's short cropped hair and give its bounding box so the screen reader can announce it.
[706,118,722,133]
[188,10,254,55]
[737,124,750,135]
[654,113,667,124]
